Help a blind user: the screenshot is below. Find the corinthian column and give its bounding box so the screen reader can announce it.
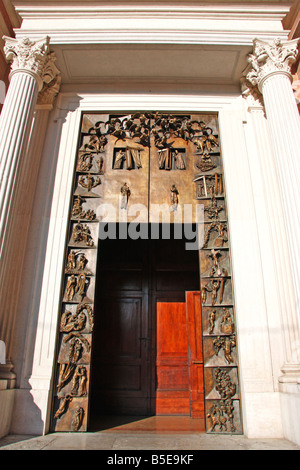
[0,37,49,254]
[246,38,300,379]
[0,36,59,367]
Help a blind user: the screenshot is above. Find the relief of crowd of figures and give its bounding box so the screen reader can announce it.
[51,112,242,433]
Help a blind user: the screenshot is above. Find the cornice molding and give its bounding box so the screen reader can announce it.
[11,1,291,47]
[13,29,289,47]
[11,1,291,17]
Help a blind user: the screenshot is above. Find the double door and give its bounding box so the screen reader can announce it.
[89,225,204,426]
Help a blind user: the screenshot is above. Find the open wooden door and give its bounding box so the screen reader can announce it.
[186,291,205,419]
[156,292,205,422]
[156,302,190,415]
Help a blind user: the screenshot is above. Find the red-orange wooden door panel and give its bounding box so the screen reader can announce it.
[186,291,205,419]
[156,302,190,415]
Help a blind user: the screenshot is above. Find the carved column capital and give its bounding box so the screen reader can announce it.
[37,51,61,106]
[240,76,264,110]
[3,36,52,91]
[245,37,299,92]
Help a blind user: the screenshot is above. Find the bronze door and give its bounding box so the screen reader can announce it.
[50,112,242,434]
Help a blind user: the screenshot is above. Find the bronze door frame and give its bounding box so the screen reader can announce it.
[50,112,242,434]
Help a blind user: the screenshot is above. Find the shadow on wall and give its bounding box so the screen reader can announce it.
[9,388,44,436]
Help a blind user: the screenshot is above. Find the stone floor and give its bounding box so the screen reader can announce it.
[0,416,299,450]
[0,432,299,451]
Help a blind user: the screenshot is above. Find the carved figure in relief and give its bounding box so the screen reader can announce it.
[220,309,235,335]
[170,184,179,211]
[173,149,186,170]
[116,113,151,146]
[201,285,209,304]
[222,399,236,433]
[66,251,89,274]
[151,113,214,145]
[65,274,88,302]
[85,134,108,153]
[203,222,228,249]
[192,122,219,154]
[61,310,86,333]
[72,196,82,218]
[201,279,221,306]
[158,148,172,170]
[54,394,72,419]
[215,223,227,246]
[77,254,88,271]
[126,147,142,169]
[207,249,228,278]
[79,174,101,192]
[205,197,224,220]
[120,182,130,209]
[113,149,126,169]
[97,156,104,174]
[195,153,216,172]
[65,275,76,301]
[213,334,236,364]
[113,147,143,170]
[69,337,83,363]
[153,130,174,151]
[58,363,76,393]
[72,407,84,432]
[72,223,94,246]
[208,310,216,334]
[71,365,87,397]
[77,152,93,172]
[75,273,87,302]
[57,335,89,394]
[211,280,220,305]
[72,196,96,221]
[138,128,150,147]
[224,335,236,364]
[208,249,222,276]
[207,404,227,432]
[60,303,94,333]
[105,117,123,136]
[86,120,107,153]
[215,368,236,400]
[213,368,237,432]
[66,250,78,271]
[63,331,90,354]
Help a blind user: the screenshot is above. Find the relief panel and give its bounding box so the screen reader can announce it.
[50,112,242,434]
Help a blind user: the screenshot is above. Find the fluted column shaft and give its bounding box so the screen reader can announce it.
[0,36,57,366]
[246,37,300,375]
[0,72,38,255]
[261,74,300,330]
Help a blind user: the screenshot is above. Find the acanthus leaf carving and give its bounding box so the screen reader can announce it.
[3,36,50,90]
[37,51,61,105]
[3,36,61,100]
[245,37,300,91]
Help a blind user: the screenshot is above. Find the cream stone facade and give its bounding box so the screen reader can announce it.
[0,0,300,446]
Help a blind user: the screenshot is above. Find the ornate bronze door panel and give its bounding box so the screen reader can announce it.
[50,112,242,434]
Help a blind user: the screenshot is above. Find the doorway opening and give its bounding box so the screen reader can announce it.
[88,223,205,432]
